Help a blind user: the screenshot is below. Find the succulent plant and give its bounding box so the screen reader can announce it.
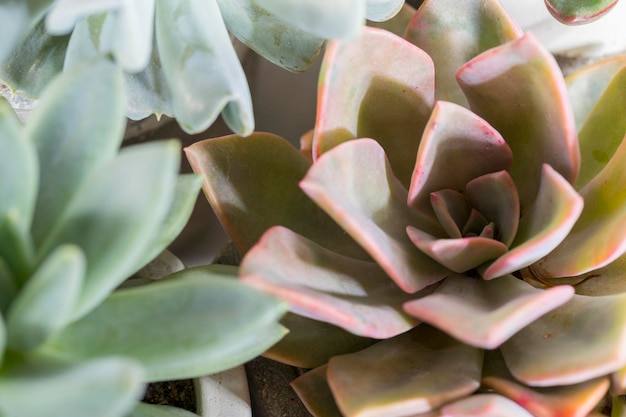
[0,0,404,135]
[543,0,619,24]
[0,57,286,417]
[186,0,626,415]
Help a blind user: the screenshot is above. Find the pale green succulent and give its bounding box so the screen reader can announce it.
[0,57,286,417]
[543,0,619,24]
[0,0,403,135]
[186,0,626,415]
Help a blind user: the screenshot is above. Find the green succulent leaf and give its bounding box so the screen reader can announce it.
[264,313,376,369]
[0,212,36,284]
[537,131,626,278]
[300,138,449,293]
[566,56,626,134]
[611,365,626,395]
[574,66,626,190]
[0,259,17,313]
[365,0,404,22]
[457,33,580,212]
[217,0,324,72]
[404,275,574,349]
[137,174,203,268]
[501,292,626,386]
[253,0,366,39]
[0,0,54,62]
[46,0,155,73]
[0,355,145,417]
[6,244,84,352]
[407,101,513,227]
[545,0,619,24]
[482,165,583,280]
[291,365,344,417]
[314,26,435,187]
[40,140,179,319]
[127,403,200,417]
[441,394,534,417]
[327,325,483,417]
[404,0,522,107]
[155,0,253,135]
[0,99,37,235]
[483,375,610,417]
[241,226,419,339]
[44,265,287,381]
[27,58,125,247]
[0,313,5,365]
[185,133,367,259]
[0,18,68,98]
[367,3,415,36]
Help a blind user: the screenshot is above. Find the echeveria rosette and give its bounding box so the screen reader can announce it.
[544,0,620,24]
[0,58,287,417]
[0,0,404,135]
[187,2,626,417]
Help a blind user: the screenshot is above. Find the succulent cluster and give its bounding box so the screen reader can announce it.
[187,0,626,415]
[0,0,404,135]
[0,58,286,417]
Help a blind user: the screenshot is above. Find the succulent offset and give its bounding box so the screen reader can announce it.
[186,0,626,415]
[0,0,404,135]
[0,58,286,417]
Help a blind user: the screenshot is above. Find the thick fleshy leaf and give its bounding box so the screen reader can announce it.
[458,33,580,212]
[301,139,449,293]
[429,190,470,239]
[313,26,435,187]
[482,165,583,280]
[544,252,626,296]
[440,394,534,417]
[155,0,253,135]
[44,265,287,381]
[0,18,68,98]
[137,174,203,268]
[501,292,626,386]
[6,245,84,351]
[545,0,619,24]
[406,228,508,273]
[0,0,53,62]
[466,171,520,247]
[0,355,144,417]
[128,403,200,417]
[0,99,37,234]
[46,0,155,72]
[27,58,125,246]
[217,0,324,72]
[264,313,376,369]
[483,375,610,417]
[566,56,626,133]
[0,259,16,313]
[0,212,35,284]
[574,66,626,189]
[254,0,366,39]
[366,0,404,21]
[241,226,418,338]
[405,0,522,106]
[292,366,344,417]
[327,325,483,417]
[408,101,513,215]
[185,133,367,259]
[536,133,626,278]
[39,140,179,319]
[0,312,5,365]
[367,3,415,37]
[404,275,574,349]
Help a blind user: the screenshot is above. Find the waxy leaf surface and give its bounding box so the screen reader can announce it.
[404,275,574,349]
[327,325,483,417]
[405,0,522,106]
[545,0,619,24]
[241,226,418,338]
[186,133,367,259]
[314,27,435,187]
[301,139,449,293]
[458,33,579,212]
